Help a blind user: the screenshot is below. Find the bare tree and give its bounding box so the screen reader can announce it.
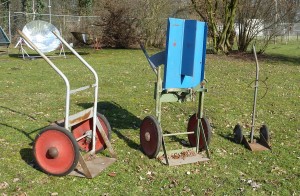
[190,0,239,54]
[237,0,299,53]
[100,0,140,48]
[138,0,184,48]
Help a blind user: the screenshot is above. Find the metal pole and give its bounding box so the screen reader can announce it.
[8,1,11,41]
[156,67,162,122]
[48,0,51,23]
[250,45,259,143]
[32,0,35,20]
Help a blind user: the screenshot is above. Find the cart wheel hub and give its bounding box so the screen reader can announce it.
[145,132,151,141]
[47,147,59,159]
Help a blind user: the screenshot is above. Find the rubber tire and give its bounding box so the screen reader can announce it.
[140,116,162,158]
[233,124,243,144]
[260,124,270,143]
[33,126,79,176]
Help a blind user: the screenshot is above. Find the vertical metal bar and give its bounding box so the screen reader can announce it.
[155,67,168,164]
[52,31,99,154]
[18,30,71,129]
[161,136,169,165]
[96,119,117,158]
[48,0,52,23]
[8,1,11,41]
[250,45,260,143]
[156,67,162,122]
[197,90,210,158]
[196,91,204,153]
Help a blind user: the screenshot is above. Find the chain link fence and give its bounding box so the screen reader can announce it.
[1,11,300,49]
[1,12,105,45]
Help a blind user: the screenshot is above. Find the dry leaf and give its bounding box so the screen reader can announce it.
[108,172,117,177]
[0,182,9,190]
[13,178,20,183]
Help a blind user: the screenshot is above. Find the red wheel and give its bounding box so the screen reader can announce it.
[140,116,162,158]
[33,126,79,176]
[187,114,212,150]
[72,113,111,152]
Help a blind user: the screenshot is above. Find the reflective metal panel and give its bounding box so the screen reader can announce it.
[22,20,61,53]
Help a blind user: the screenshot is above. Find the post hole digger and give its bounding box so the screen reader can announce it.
[233,45,271,151]
[18,29,116,178]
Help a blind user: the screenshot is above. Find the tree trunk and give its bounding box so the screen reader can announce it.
[190,0,239,54]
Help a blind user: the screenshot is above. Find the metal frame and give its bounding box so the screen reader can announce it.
[141,44,210,166]
[234,45,271,151]
[18,30,116,178]
[14,37,66,59]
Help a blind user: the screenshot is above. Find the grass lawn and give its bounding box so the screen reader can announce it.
[0,42,299,195]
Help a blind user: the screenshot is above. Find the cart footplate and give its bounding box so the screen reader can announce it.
[243,136,271,151]
[69,155,116,178]
[157,149,209,166]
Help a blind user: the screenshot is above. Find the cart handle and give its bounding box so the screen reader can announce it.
[18,30,72,129]
[52,31,99,154]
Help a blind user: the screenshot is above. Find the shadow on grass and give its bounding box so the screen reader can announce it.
[20,148,44,174]
[0,123,36,144]
[228,51,300,66]
[56,51,89,56]
[20,148,34,166]
[260,53,300,66]
[78,101,141,150]
[0,106,50,143]
[8,51,89,59]
[163,130,190,147]
[218,132,235,143]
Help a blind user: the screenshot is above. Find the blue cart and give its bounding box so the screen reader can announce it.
[140,18,212,166]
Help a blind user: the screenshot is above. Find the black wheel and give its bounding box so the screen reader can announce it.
[33,126,79,176]
[233,124,243,144]
[187,113,212,150]
[260,124,270,143]
[140,116,162,158]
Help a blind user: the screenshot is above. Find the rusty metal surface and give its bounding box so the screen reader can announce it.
[258,134,272,150]
[69,156,116,178]
[243,135,271,151]
[50,108,94,128]
[247,143,270,151]
[69,108,93,127]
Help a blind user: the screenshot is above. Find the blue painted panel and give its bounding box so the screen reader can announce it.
[163,18,207,89]
[181,20,196,77]
[164,18,184,89]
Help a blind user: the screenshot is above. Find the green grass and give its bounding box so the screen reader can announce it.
[0,43,299,195]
